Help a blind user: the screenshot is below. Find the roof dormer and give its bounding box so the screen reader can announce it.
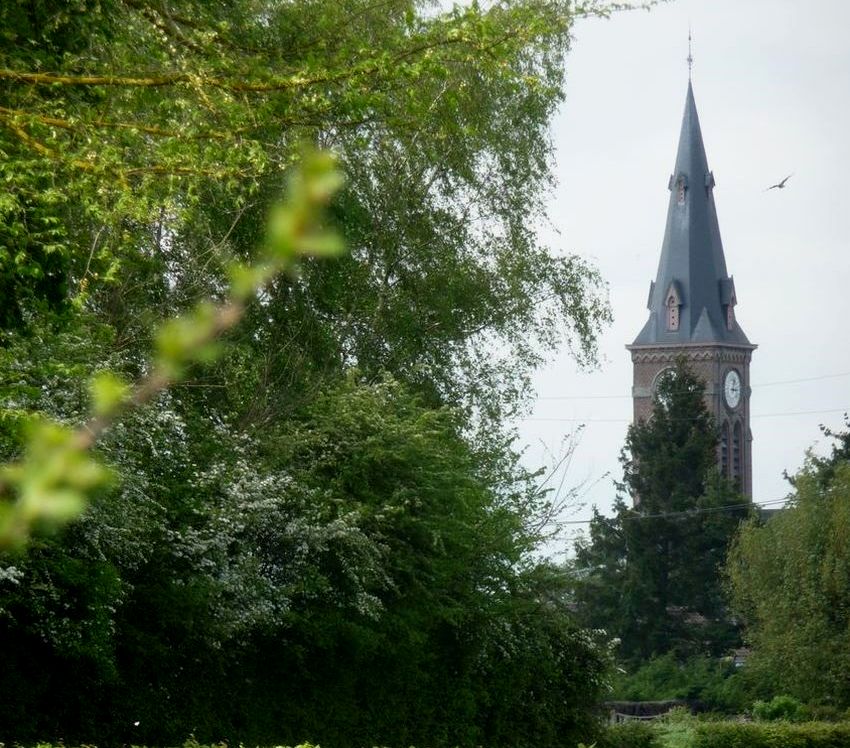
[664,281,683,331]
[719,277,737,331]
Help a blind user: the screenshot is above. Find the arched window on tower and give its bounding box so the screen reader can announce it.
[664,282,682,332]
[732,421,742,489]
[667,296,679,330]
[721,421,730,478]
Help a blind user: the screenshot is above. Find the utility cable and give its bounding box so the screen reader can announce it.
[536,369,850,402]
[559,497,790,525]
[525,407,849,424]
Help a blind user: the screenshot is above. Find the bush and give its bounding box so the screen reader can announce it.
[596,721,662,748]
[806,705,847,722]
[692,722,850,748]
[611,654,750,713]
[752,695,809,722]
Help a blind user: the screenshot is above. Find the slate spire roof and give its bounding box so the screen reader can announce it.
[631,81,753,348]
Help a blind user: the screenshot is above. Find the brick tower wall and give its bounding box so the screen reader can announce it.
[629,345,753,497]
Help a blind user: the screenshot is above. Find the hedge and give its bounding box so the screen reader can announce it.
[692,722,850,748]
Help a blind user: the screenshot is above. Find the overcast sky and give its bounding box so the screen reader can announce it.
[518,0,850,553]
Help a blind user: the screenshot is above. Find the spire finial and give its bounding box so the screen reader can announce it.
[687,27,693,80]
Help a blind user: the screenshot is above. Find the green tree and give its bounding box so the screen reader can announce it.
[0,0,624,743]
[1,362,611,745]
[573,360,747,663]
[2,0,614,540]
[726,420,850,707]
[1,0,610,402]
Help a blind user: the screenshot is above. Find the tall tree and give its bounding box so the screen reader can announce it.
[0,0,623,744]
[0,0,611,412]
[727,419,850,706]
[573,360,747,663]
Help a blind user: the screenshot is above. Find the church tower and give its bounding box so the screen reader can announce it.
[626,81,756,496]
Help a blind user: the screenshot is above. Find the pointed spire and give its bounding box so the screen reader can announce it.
[630,81,753,349]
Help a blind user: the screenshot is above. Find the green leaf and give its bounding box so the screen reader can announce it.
[0,421,111,549]
[89,371,131,416]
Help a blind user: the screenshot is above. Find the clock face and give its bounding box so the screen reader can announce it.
[724,370,742,409]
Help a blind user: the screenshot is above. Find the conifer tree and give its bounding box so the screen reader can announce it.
[573,359,747,663]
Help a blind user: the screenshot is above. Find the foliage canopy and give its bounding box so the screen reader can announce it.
[0,0,619,744]
[727,420,850,707]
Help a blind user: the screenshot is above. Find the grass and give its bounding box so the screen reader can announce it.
[654,707,698,748]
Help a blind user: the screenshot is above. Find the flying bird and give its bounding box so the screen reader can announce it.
[766,174,793,191]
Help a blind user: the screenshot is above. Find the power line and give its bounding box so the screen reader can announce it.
[536,369,850,401]
[527,417,628,423]
[525,406,849,424]
[754,408,849,419]
[756,370,850,388]
[560,497,789,525]
[538,394,630,401]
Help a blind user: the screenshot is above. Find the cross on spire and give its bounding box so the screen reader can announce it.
[687,28,693,79]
